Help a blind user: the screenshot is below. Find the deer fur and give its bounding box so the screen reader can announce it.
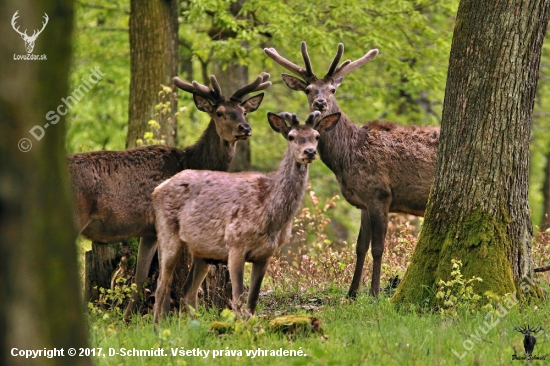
[265,42,440,297]
[152,111,341,322]
[67,73,271,319]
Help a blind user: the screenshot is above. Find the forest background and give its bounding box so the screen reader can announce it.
[68,0,550,244]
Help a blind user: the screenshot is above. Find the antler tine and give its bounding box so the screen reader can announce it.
[325,43,344,78]
[278,112,299,126]
[332,49,379,80]
[209,75,224,101]
[301,41,315,79]
[173,77,216,101]
[230,73,272,102]
[305,111,322,126]
[11,11,27,37]
[264,47,311,81]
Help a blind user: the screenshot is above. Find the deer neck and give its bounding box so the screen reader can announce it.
[183,119,236,171]
[318,106,361,176]
[265,149,309,233]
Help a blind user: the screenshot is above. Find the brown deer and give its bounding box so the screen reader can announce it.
[152,111,341,322]
[68,73,271,318]
[265,42,439,297]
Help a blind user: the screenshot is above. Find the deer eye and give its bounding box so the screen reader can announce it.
[243,112,247,116]
[331,88,336,94]
[216,111,223,117]
[288,135,295,141]
[315,135,320,140]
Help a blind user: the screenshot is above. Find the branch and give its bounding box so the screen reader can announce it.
[76,1,129,14]
[534,265,550,273]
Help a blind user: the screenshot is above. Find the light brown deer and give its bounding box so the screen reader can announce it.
[68,73,271,318]
[265,42,439,297]
[152,111,341,322]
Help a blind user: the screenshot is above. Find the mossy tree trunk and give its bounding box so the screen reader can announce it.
[0,0,91,364]
[126,0,178,148]
[393,0,550,306]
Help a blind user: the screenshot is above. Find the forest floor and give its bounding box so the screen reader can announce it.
[88,284,550,366]
[85,226,550,366]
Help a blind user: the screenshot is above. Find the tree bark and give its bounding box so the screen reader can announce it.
[127,0,178,148]
[0,0,91,364]
[393,0,550,305]
[84,242,121,302]
[541,151,550,231]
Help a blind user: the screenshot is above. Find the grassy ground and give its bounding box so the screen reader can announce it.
[88,286,550,366]
[85,203,550,365]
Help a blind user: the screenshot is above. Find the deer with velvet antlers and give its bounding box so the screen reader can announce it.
[68,73,271,319]
[152,111,340,322]
[265,42,439,297]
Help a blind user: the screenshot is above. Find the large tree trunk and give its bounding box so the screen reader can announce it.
[393,0,550,305]
[126,0,178,148]
[541,151,550,231]
[0,0,91,364]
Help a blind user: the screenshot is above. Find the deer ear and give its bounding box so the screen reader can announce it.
[267,112,289,135]
[315,112,341,134]
[332,76,343,89]
[193,93,214,113]
[241,93,264,113]
[282,74,307,91]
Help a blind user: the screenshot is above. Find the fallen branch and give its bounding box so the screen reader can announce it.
[534,265,550,273]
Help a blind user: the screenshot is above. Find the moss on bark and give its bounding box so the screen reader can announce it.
[393,207,516,306]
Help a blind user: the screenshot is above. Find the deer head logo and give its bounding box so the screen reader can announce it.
[11,11,49,54]
[514,324,543,357]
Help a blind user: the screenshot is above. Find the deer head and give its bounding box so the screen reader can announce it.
[264,42,378,117]
[12,11,49,54]
[267,111,341,164]
[173,73,271,142]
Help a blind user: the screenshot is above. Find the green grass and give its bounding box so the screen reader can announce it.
[88,289,550,365]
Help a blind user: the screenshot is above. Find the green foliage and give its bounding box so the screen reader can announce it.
[435,259,483,318]
[88,279,136,319]
[136,85,178,146]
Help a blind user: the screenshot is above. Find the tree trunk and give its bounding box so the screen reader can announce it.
[541,151,550,231]
[0,0,91,364]
[84,242,121,302]
[127,0,178,148]
[393,0,550,305]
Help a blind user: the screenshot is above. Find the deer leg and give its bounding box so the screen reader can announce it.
[247,259,269,315]
[124,236,157,320]
[153,238,182,324]
[348,210,372,299]
[369,205,388,296]
[227,250,246,313]
[182,257,210,312]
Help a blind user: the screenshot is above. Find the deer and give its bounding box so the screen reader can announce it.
[265,42,440,297]
[68,72,271,319]
[514,325,543,357]
[151,111,341,322]
[11,11,49,54]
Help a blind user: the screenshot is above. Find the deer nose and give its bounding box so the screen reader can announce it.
[304,149,316,159]
[238,124,251,135]
[313,99,327,111]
